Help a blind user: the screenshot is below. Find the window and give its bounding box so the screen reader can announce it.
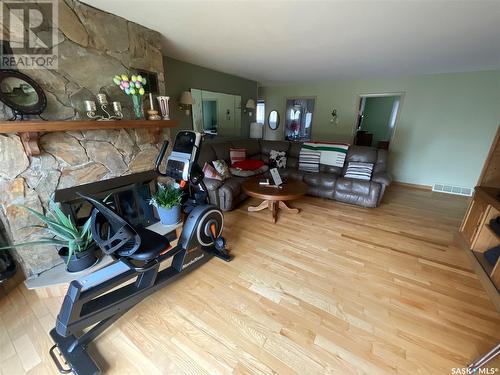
[256,100,265,124]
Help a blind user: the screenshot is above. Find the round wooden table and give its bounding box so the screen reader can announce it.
[242,178,308,223]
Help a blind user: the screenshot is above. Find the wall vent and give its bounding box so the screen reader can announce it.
[432,184,473,197]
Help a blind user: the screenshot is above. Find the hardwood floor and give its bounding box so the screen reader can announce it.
[1,186,499,374]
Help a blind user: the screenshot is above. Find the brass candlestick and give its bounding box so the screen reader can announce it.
[146,109,161,120]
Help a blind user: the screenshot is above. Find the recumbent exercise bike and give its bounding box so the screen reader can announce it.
[49,131,233,375]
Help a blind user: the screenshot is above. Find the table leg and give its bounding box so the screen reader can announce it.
[279,201,300,214]
[270,201,278,223]
[248,200,269,212]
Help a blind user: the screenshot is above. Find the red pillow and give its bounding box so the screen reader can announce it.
[232,159,265,171]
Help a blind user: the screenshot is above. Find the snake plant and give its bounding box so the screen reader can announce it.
[0,200,94,263]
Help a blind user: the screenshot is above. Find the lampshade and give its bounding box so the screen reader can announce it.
[245,99,256,109]
[249,122,263,139]
[179,91,193,105]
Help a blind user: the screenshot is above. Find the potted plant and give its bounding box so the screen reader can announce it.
[149,184,183,225]
[0,201,98,273]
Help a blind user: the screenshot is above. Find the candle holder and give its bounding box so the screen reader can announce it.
[157,96,170,120]
[146,109,161,121]
[85,95,123,120]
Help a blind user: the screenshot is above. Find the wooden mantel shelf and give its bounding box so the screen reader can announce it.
[0,119,178,156]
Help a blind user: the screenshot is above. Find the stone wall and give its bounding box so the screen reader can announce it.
[0,0,169,277]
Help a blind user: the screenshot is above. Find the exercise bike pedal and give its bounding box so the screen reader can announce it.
[49,344,73,374]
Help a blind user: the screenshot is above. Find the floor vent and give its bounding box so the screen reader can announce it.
[432,184,473,197]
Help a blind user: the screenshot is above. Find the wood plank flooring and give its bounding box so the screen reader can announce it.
[1,186,499,374]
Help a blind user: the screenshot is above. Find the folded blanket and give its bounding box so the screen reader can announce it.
[302,142,349,167]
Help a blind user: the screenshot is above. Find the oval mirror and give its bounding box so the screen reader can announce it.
[268,110,279,130]
[0,70,47,119]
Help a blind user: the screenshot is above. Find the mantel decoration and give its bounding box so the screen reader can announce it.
[84,93,123,121]
[157,96,170,120]
[146,92,161,121]
[113,74,146,119]
[0,70,47,121]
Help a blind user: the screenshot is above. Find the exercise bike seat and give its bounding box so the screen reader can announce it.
[122,227,170,261]
[79,193,170,262]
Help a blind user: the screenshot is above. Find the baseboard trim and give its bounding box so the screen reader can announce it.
[392,181,433,191]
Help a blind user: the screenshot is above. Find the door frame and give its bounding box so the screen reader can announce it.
[351,91,405,147]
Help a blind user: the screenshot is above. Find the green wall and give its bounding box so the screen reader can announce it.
[261,70,500,187]
[163,57,258,138]
[361,96,399,146]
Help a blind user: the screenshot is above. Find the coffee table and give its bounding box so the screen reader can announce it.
[242,178,308,223]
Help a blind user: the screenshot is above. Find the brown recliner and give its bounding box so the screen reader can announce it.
[198,139,391,211]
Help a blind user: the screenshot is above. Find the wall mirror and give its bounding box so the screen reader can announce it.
[354,93,403,150]
[0,70,47,120]
[191,89,242,137]
[268,110,279,130]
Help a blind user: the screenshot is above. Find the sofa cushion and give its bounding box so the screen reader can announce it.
[303,172,337,189]
[287,142,302,168]
[334,178,381,208]
[345,146,377,164]
[372,171,391,186]
[260,140,290,163]
[211,142,231,162]
[218,177,246,210]
[197,143,217,168]
[319,164,343,175]
[373,148,388,174]
[279,168,304,181]
[231,139,260,157]
[230,164,269,177]
[204,178,224,191]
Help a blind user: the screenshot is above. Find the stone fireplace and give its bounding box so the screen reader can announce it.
[0,0,171,277]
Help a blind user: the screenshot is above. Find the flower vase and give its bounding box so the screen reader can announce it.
[131,95,143,119]
[157,96,170,120]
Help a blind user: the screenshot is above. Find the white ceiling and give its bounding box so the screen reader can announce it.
[84,0,500,85]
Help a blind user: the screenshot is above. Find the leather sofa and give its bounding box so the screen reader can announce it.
[197,139,391,211]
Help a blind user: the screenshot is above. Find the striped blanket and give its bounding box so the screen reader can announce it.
[301,142,349,167]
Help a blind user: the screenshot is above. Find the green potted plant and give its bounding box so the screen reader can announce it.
[0,201,98,273]
[149,184,183,225]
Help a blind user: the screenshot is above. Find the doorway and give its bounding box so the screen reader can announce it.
[354,93,403,149]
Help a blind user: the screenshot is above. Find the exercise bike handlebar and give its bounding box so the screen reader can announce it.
[154,140,169,177]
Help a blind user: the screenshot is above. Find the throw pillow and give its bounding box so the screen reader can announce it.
[202,162,222,181]
[344,162,374,180]
[232,159,265,171]
[212,159,231,180]
[229,148,246,166]
[269,150,287,168]
[298,149,321,172]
